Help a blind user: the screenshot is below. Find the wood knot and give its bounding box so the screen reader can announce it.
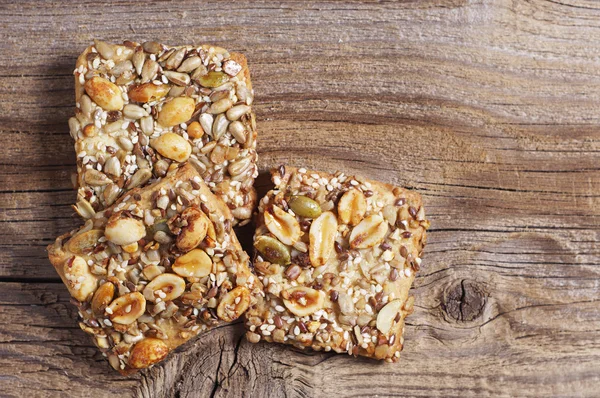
[442,280,486,322]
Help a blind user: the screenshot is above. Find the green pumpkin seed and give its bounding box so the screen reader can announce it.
[288,195,322,218]
[197,71,229,88]
[254,236,291,265]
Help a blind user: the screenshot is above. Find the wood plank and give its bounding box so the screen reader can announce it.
[2,275,599,397]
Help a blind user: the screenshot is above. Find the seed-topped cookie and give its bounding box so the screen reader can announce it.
[69,40,257,226]
[48,164,260,374]
[245,166,429,361]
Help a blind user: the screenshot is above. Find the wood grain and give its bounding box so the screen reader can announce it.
[0,0,599,396]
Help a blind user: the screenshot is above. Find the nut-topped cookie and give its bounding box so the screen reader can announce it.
[245,166,429,361]
[69,40,257,226]
[48,163,260,374]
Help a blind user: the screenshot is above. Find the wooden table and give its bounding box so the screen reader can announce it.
[1,1,599,397]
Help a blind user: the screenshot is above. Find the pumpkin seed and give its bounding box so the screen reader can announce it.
[190,65,209,83]
[254,235,291,265]
[196,71,229,88]
[288,195,322,218]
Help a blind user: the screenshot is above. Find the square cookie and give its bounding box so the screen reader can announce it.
[48,163,259,374]
[69,40,257,226]
[245,166,429,361]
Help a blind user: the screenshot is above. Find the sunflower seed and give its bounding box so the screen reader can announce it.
[94,39,114,60]
[74,198,95,219]
[84,169,111,186]
[111,60,133,77]
[132,46,145,75]
[177,56,202,73]
[227,155,252,176]
[226,104,250,121]
[168,85,186,97]
[68,117,80,139]
[154,159,170,177]
[80,94,93,116]
[142,41,163,54]
[140,115,154,135]
[103,183,120,206]
[103,156,121,177]
[141,59,158,83]
[117,136,134,151]
[123,104,147,120]
[212,114,229,140]
[165,48,186,70]
[126,168,152,189]
[228,121,246,144]
[162,70,190,86]
[199,113,214,136]
[208,98,233,114]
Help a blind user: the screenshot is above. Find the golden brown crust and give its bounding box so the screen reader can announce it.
[48,163,260,374]
[245,165,429,361]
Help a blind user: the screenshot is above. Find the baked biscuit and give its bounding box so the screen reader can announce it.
[69,40,257,226]
[245,166,429,361]
[48,163,259,374]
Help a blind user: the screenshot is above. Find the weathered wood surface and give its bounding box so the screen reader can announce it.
[1,0,599,397]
